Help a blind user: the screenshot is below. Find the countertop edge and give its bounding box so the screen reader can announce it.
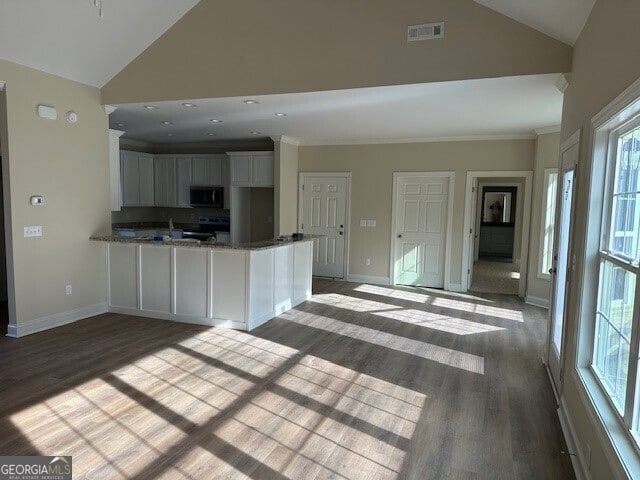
[90,235,318,251]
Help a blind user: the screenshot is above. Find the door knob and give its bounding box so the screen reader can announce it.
[549,268,556,274]
[397,234,402,238]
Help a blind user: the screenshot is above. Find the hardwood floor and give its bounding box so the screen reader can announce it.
[0,279,574,479]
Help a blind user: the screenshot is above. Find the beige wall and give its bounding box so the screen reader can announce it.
[102,0,571,105]
[0,59,110,331]
[526,132,560,303]
[558,0,640,477]
[299,139,535,284]
[274,139,299,236]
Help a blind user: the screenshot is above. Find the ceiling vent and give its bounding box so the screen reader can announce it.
[407,22,445,42]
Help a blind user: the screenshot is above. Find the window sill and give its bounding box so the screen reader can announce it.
[574,367,640,478]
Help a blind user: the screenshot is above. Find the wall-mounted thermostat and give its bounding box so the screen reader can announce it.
[30,195,44,206]
[36,105,57,120]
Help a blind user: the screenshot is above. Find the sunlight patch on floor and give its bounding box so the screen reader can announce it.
[286,313,485,374]
[432,297,524,322]
[355,284,495,304]
[373,309,505,335]
[308,293,398,312]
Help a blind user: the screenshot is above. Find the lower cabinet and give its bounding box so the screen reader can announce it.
[106,241,313,331]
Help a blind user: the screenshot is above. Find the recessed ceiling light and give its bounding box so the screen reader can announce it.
[167,133,175,137]
[144,105,158,110]
[244,100,259,105]
[207,133,216,136]
[250,131,262,135]
[182,103,197,107]
[162,121,172,125]
[210,119,222,123]
[274,113,287,117]
[116,123,125,127]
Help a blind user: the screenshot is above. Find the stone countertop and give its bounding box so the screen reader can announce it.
[90,234,319,251]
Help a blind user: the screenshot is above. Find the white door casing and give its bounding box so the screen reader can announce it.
[299,173,350,279]
[391,173,454,288]
[462,171,533,296]
[547,129,580,398]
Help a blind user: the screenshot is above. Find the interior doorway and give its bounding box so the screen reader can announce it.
[463,171,533,296]
[298,172,351,279]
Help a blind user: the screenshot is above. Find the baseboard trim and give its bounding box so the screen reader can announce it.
[525,295,550,309]
[446,283,465,293]
[108,306,245,330]
[6,303,108,338]
[346,275,391,286]
[558,396,589,480]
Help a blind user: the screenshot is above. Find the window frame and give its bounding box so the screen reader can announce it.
[576,77,640,477]
[538,167,558,280]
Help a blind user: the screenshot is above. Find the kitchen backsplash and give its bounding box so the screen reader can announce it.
[111,207,229,225]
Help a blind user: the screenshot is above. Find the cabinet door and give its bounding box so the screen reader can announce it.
[163,157,177,206]
[231,155,252,186]
[252,153,274,187]
[154,157,166,206]
[192,156,222,186]
[121,151,140,206]
[221,155,230,209]
[176,157,192,208]
[138,154,155,206]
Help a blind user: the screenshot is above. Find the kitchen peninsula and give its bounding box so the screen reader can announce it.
[90,235,313,331]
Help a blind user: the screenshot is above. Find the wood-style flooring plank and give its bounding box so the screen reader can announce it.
[0,279,574,479]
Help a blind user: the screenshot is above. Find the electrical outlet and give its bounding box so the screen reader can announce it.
[365,258,371,266]
[24,226,42,237]
[65,285,72,295]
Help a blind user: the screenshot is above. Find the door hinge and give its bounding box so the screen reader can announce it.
[301,224,303,230]
[472,187,476,193]
[302,184,305,190]
[469,228,473,234]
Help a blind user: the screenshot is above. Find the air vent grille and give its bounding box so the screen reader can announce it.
[407,22,445,42]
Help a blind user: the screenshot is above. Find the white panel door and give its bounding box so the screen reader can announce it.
[548,138,579,395]
[301,175,347,278]
[394,175,449,288]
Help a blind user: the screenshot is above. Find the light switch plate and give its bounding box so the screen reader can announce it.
[366,220,376,227]
[360,220,367,227]
[24,226,42,237]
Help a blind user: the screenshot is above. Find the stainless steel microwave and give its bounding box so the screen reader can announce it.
[190,186,223,208]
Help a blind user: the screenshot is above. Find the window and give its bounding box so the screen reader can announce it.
[539,168,558,278]
[578,78,640,477]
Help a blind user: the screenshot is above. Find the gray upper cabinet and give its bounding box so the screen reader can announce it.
[192,155,223,186]
[176,157,192,208]
[154,156,177,207]
[229,151,274,187]
[121,150,154,207]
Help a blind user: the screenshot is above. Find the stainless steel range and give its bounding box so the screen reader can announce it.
[182,216,230,243]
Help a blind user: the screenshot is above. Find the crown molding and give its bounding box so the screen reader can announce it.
[298,133,536,146]
[534,125,562,135]
[104,105,117,115]
[271,135,300,146]
[0,81,5,91]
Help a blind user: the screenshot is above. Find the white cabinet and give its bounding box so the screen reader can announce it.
[138,154,155,206]
[154,156,177,207]
[229,151,274,187]
[108,129,125,211]
[121,150,155,207]
[192,155,223,186]
[252,153,274,187]
[176,157,192,208]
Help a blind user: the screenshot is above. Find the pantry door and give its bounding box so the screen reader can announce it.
[299,173,350,279]
[392,173,453,288]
